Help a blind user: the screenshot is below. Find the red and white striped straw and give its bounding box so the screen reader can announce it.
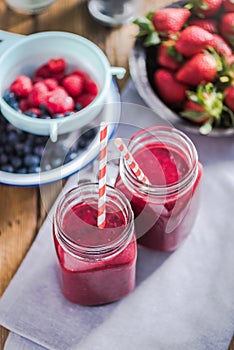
[114,138,149,185]
[97,122,108,229]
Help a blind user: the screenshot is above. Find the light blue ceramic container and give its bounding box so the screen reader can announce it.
[0,31,125,142]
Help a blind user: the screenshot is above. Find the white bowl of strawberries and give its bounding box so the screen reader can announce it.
[131,0,234,135]
[0,31,125,142]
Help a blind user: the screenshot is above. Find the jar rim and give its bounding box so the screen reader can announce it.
[54,182,134,259]
[122,126,198,197]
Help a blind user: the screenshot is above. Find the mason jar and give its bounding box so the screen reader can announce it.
[53,183,137,305]
[115,126,203,252]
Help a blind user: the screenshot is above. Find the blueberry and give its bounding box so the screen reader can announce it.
[8,131,20,144]
[3,91,16,104]
[34,145,44,157]
[53,113,64,119]
[82,127,97,140]
[25,111,38,118]
[1,164,14,173]
[64,152,78,163]
[0,154,8,165]
[24,154,40,167]
[51,158,63,168]
[77,138,88,149]
[11,102,20,111]
[74,103,83,111]
[0,133,8,144]
[17,167,27,174]
[28,165,41,173]
[64,111,73,117]
[41,163,52,172]
[11,156,23,169]
[40,114,51,119]
[4,144,14,155]
[39,104,48,113]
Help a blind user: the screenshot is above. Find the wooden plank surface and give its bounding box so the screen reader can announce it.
[0,0,233,349]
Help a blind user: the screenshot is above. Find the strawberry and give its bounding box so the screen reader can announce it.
[176,52,218,86]
[62,74,84,97]
[152,8,191,36]
[46,87,74,114]
[187,0,222,17]
[28,82,48,107]
[220,13,234,45]
[133,8,190,46]
[226,55,234,66]
[224,86,234,111]
[10,75,33,98]
[75,93,96,108]
[188,18,218,33]
[154,69,188,104]
[175,26,214,57]
[211,34,232,57]
[181,83,223,134]
[223,0,234,12]
[157,40,182,71]
[182,100,210,124]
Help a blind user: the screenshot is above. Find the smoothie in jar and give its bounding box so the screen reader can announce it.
[53,183,136,305]
[115,126,203,251]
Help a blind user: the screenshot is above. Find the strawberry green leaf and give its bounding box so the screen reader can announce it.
[181,110,208,121]
[133,17,155,35]
[199,119,213,134]
[144,32,161,46]
[200,1,210,10]
[167,46,184,63]
[146,11,154,20]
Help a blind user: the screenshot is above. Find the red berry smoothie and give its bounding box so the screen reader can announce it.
[115,127,203,251]
[53,185,136,305]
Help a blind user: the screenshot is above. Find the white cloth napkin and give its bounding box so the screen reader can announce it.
[1,80,234,350]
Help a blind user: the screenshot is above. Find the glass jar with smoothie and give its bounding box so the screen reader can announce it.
[115,126,203,252]
[53,183,136,306]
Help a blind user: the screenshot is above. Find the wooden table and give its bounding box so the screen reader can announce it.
[0,0,233,349]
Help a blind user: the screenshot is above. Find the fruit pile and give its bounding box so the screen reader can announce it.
[134,0,234,134]
[0,112,97,174]
[3,58,98,119]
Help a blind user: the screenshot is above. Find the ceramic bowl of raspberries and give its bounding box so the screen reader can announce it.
[0,31,125,142]
[131,0,234,136]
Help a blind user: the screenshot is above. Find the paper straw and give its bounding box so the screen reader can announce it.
[97,122,108,229]
[114,138,149,185]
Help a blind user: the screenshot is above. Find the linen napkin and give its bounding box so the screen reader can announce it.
[1,80,234,350]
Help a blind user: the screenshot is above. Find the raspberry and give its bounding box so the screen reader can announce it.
[43,78,58,91]
[84,78,98,96]
[62,74,84,97]
[10,75,33,98]
[28,82,48,107]
[34,64,51,79]
[46,87,74,114]
[75,93,96,108]
[71,69,89,80]
[48,58,66,74]
[25,107,41,116]
[19,98,30,112]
